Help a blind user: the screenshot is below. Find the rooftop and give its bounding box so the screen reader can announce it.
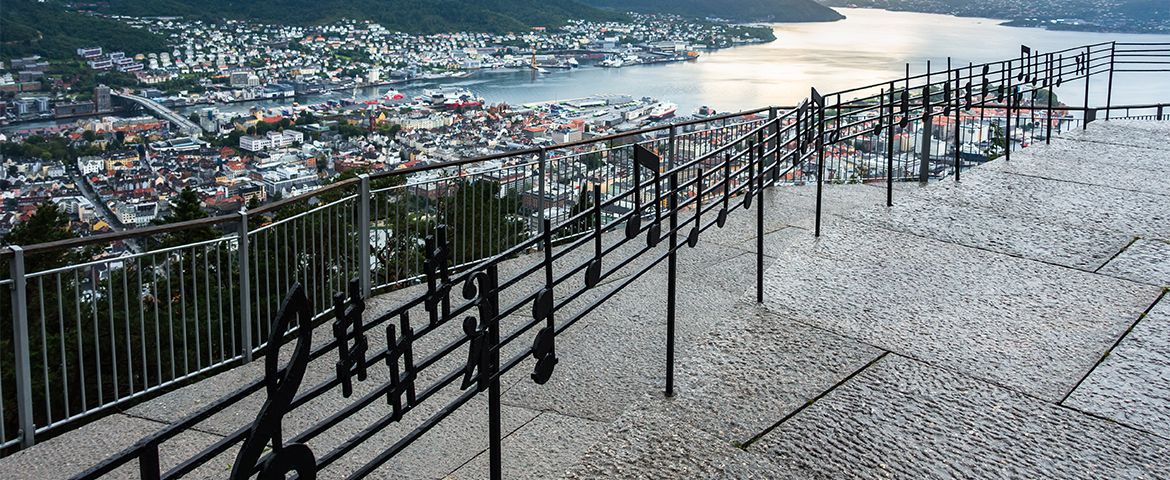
[2,119,1168,478]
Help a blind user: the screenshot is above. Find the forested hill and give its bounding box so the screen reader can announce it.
[582,0,845,22]
[96,0,627,33]
[1,1,168,60]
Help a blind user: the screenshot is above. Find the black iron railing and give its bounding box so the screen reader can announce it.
[0,41,1166,473]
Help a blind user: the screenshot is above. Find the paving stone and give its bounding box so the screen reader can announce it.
[501,250,758,421]
[669,306,883,444]
[561,401,794,479]
[754,355,1170,479]
[447,411,609,479]
[854,193,1131,270]
[317,398,539,479]
[984,141,1170,196]
[0,414,227,480]
[1065,298,1170,439]
[761,223,1159,401]
[905,168,1170,240]
[1098,239,1170,287]
[1060,119,1170,151]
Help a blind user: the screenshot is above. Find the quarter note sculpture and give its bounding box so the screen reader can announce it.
[230,284,317,480]
[717,153,730,228]
[1019,45,1031,83]
[332,279,368,398]
[688,168,703,248]
[1055,54,1064,87]
[899,88,910,127]
[584,183,603,288]
[530,221,558,385]
[743,141,754,209]
[624,149,642,240]
[634,144,662,248]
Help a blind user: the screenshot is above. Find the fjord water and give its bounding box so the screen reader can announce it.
[458,8,1170,113]
[182,8,1170,117]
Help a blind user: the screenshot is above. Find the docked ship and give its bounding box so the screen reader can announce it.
[423,87,484,109]
[648,102,678,120]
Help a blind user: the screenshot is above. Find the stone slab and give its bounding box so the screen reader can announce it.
[754,355,1170,479]
[0,414,227,480]
[1065,298,1170,439]
[561,401,794,479]
[669,307,883,444]
[501,249,758,422]
[855,193,1131,270]
[906,168,1170,241]
[761,223,1159,401]
[446,411,608,479]
[1061,119,1170,151]
[1098,239,1170,287]
[984,141,1170,196]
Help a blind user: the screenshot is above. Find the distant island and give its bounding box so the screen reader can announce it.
[820,0,1170,34]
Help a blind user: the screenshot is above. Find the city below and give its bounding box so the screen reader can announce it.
[0,5,1166,246]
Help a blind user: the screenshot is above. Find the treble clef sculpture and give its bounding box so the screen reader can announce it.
[230,283,317,480]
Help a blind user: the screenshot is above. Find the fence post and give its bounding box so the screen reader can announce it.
[919,86,932,184]
[665,171,677,398]
[886,84,895,207]
[537,148,547,238]
[1157,105,1164,121]
[1105,41,1116,121]
[1082,46,1091,131]
[9,245,36,448]
[768,107,778,182]
[756,144,765,304]
[668,125,677,170]
[815,104,825,238]
[237,209,253,363]
[358,174,372,298]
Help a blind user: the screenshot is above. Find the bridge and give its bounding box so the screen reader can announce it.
[112,92,202,136]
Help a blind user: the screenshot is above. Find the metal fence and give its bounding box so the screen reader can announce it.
[0,41,1167,460]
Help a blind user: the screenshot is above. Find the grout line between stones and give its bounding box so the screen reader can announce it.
[737,351,889,451]
[1059,289,1168,405]
[1093,236,1140,273]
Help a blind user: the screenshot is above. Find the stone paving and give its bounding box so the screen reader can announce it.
[1,119,1168,479]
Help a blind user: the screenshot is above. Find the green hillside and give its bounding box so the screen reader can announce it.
[582,0,844,22]
[97,0,628,33]
[1,1,168,61]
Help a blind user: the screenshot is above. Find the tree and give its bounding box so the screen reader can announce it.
[154,187,220,247]
[4,201,78,273]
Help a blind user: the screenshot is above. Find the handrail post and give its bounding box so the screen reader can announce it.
[815,104,825,238]
[1105,41,1116,121]
[919,86,932,184]
[358,174,372,298]
[9,245,36,448]
[1082,46,1091,130]
[237,209,253,363]
[665,170,677,398]
[768,106,778,182]
[1159,105,1165,121]
[667,125,677,170]
[537,148,547,239]
[886,85,895,207]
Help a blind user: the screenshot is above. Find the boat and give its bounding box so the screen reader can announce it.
[423,87,484,109]
[599,56,624,68]
[694,105,717,118]
[648,103,678,120]
[382,89,405,100]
